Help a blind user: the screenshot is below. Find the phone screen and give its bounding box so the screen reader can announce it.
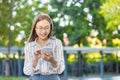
[43,47,53,53]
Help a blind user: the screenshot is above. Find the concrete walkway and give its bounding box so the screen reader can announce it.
[62,74,120,80]
[67,76,120,80]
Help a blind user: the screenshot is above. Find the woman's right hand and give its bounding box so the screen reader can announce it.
[33,50,41,68]
[34,50,41,60]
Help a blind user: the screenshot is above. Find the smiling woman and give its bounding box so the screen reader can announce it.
[23,13,65,80]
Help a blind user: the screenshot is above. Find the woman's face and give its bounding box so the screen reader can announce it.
[35,19,51,40]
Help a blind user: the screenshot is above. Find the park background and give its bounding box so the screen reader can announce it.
[0,0,120,80]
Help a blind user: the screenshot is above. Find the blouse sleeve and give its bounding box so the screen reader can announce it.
[23,44,34,76]
[49,39,65,74]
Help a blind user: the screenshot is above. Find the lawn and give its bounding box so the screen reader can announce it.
[0,76,25,80]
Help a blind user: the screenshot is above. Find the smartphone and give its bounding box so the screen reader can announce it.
[43,47,53,53]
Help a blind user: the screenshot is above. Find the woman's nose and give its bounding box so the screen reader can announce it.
[41,28,46,33]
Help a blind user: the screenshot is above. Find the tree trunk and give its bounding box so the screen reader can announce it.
[5,26,11,76]
[5,0,13,76]
[5,58,10,76]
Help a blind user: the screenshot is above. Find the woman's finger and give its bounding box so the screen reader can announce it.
[45,52,50,56]
[34,51,38,55]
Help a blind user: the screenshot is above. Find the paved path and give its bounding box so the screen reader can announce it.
[67,76,120,80]
[25,74,120,80]
[61,74,120,80]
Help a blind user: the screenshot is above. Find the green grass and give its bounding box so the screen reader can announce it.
[0,76,25,80]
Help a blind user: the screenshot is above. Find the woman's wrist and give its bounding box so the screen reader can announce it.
[50,59,57,68]
[33,58,38,68]
[34,57,39,61]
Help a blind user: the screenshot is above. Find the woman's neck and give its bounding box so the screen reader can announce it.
[36,37,49,46]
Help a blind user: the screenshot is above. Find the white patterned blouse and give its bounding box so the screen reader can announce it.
[23,38,65,76]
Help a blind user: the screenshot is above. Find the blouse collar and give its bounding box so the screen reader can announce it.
[34,37,51,47]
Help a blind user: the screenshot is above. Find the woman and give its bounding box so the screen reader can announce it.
[23,13,65,80]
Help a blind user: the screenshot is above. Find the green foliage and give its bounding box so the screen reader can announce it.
[67,53,78,64]
[0,0,48,46]
[49,0,106,46]
[0,76,25,80]
[99,0,120,46]
[100,0,120,31]
[0,0,119,47]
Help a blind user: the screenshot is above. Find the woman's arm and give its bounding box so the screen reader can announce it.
[23,44,34,75]
[32,50,42,68]
[49,39,65,74]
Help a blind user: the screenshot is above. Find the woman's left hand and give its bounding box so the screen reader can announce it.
[41,51,53,62]
[41,51,58,68]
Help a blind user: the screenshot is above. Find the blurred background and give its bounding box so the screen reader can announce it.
[0,0,120,80]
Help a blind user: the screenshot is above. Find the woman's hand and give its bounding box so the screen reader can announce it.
[41,51,58,68]
[33,50,42,68]
[34,50,42,60]
[40,50,52,61]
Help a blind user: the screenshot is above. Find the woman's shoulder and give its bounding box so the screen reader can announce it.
[24,41,35,48]
[51,37,62,44]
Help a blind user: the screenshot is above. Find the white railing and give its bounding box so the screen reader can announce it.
[0,46,120,79]
[0,46,120,54]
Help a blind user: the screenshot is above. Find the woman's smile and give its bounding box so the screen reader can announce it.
[40,33,47,37]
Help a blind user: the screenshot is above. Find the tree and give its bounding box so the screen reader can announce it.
[100,0,120,46]
[0,0,49,47]
[100,0,120,31]
[1,0,118,47]
[49,0,106,46]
